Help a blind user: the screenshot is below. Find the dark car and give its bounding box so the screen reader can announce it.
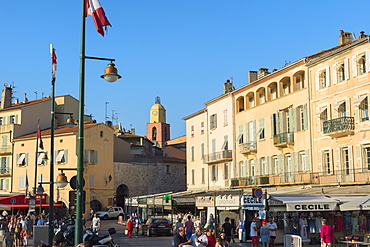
[141,218,172,237]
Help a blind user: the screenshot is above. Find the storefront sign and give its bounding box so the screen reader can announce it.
[287,203,335,211]
[216,195,239,207]
[196,197,214,207]
[241,195,263,206]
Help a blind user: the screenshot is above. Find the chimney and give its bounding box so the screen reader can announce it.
[1,84,12,109]
[339,30,353,45]
[258,68,270,79]
[358,31,370,40]
[105,121,112,127]
[223,79,234,94]
[248,71,258,84]
[23,93,28,103]
[130,128,135,135]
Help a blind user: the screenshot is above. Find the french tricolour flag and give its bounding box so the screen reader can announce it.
[86,0,112,37]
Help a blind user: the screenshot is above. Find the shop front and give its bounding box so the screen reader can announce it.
[240,194,265,241]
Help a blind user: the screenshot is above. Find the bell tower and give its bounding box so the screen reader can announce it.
[147,96,170,148]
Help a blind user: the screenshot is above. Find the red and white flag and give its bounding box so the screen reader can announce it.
[38,123,44,150]
[51,48,57,78]
[86,0,112,37]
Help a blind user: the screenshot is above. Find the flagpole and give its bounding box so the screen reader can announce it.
[33,118,39,196]
[48,44,56,247]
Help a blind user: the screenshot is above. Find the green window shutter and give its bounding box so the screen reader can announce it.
[288,108,294,133]
[352,55,358,77]
[344,58,349,80]
[14,115,18,124]
[305,150,310,171]
[270,114,276,136]
[24,153,28,166]
[5,179,9,191]
[278,111,284,133]
[252,120,256,141]
[245,122,250,142]
[332,63,337,84]
[325,67,330,87]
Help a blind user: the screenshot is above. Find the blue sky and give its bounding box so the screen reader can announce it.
[1,0,369,138]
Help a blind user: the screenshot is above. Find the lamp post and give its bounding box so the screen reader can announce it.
[76,1,121,244]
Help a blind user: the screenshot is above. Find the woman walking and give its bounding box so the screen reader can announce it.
[127,216,134,238]
[206,228,217,247]
[260,220,270,247]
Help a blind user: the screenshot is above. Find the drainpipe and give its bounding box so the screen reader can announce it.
[10,130,13,193]
[306,64,315,183]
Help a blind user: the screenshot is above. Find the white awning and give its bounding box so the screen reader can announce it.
[56,150,64,162]
[17,154,26,165]
[315,107,327,117]
[270,195,338,211]
[339,195,370,211]
[37,153,44,165]
[353,95,367,107]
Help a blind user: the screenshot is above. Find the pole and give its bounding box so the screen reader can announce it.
[34,118,39,195]
[75,0,86,244]
[48,54,56,246]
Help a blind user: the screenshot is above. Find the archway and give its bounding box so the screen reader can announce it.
[90,200,103,212]
[116,184,129,208]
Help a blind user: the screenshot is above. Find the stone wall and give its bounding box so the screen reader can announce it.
[114,160,186,197]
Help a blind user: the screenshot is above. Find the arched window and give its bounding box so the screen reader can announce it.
[152,127,157,141]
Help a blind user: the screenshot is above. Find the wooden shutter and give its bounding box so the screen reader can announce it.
[89,174,95,188]
[259,118,264,139]
[266,156,271,175]
[293,152,299,172]
[303,104,308,130]
[24,153,28,166]
[344,58,349,80]
[356,145,363,171]
[352,55,358,77]
[288,108,294,133]
[245,122,250,142]
[270,114,275,136]
[64,149,68,163]
[332,63,337,84]
[315,71,320,90]
[278,111,284,133]
[305,150,310,172]
[252,120,256,141]
[346,98,351,116]
[317,151,322,175]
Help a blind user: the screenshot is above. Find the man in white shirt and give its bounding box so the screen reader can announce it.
[250,218,258,247]
[91,214,101,235]
[190,226,208,247]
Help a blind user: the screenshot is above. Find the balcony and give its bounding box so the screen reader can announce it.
[0,145,11,154]
[323,117,354,137]
[240,141,257,154]
[204,150,232,164]
[273,132,294,147]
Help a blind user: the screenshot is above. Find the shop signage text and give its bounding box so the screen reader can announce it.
[216,196,239,207]
[196,197,215,207]
[241,195,263,206]
[288,204,331,211]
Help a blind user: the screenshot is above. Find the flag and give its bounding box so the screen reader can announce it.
[38,123,44,150]
[51,48,57,78]
[25,170,29,198]
[86,0,112,36]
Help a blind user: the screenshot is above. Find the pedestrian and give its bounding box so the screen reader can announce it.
[268,217,277,247]
[250,218,259,247]
[215,232,230,247]
[194,216,201,228]
[175,218,183,235]
[173,227,192,247]
[90,214,101,235]
[4,227,13,247]
[320,219,334,247]
[133,214,141,238]
[206,214,215,230]
[126,216,133,238]
[36,215,47,226]
[90,208,94,221]
[260,220,269,247]
[185,215,194,239]
[190,226,208,247]
[14,218,22,247]
[206,228,217,247]
[221,217,234,243]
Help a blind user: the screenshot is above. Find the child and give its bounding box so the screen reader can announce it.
[21,230,28,246]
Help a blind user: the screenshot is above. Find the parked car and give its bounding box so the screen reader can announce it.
[141,218,172,237]
[95,207,124,220]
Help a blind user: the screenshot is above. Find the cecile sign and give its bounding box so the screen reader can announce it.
[288,204,332,211]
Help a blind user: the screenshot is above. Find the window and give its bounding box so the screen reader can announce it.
[272,156,278,175]
[16,153,28,167]
[210,114,217,130]
[152,127,157,141]
[56,150,68,164]
[239,161,246,178]
[259,91,265,104]
[359,55,366,75]
[100,131,104,137]
[271,113,278,136]
[201,143,204,159]
[0,117,3,125]
[84,149,98,164]
[191,125,194,137]
[223,109,228,126]
[296,78,303,90]
[236,125,244,144]
[0,157,9,174]
[211,165,218,181]
[323,150,332,175]
[18,176,25,190]
[221,136,228,151]
[316,68,330,90]
[341,147,350,175]
[0,179,8,190]
[191,169,195,185]
[299,151,308,172]
[191,146,195,161]
[224,164,229,180]
[250,160,256,176]
[200,122,204,134]
[353,51,369,77]
[201,167,205,184]
[359,96,369,122]
[37,152,47,165]
[283,82,290,95]
[364,146,370,170]
[249,96,255,108]
[286,154,292,172]
[166,165,170,174]
[261,158,267,175]
[319,107,328,131]
[338,102,347,117]
[9,115,16,124]
[296,105,307,131]
[259,118,265,140]
[271,87,277,100]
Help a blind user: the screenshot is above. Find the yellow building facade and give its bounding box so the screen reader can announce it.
[185,31,370,191]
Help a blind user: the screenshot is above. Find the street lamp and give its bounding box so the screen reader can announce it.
[76,0,121,245]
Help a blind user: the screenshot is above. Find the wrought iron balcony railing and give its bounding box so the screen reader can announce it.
[273,132,294,146]
[204,150,232,164]
[0,168,10,175]
[240,141,257,154]
[323,117,354,134]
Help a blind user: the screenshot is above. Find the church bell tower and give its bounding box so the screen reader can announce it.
[147,96,170,147]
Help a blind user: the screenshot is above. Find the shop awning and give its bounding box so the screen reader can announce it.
[270,195,338,211]
[0,205,11,210]
[1,204,64,209]
[339,195,370,211]
[173,197,195,205]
